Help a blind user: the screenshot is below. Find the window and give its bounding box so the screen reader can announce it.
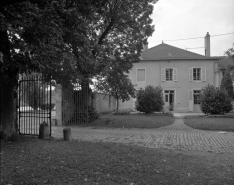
[189,67,206,81]
[166,68,173,81]
[193,68,201,81]
[193,90,201,104]
[165,94,169,102]
[137,69,145,82]
[162,68,177,81]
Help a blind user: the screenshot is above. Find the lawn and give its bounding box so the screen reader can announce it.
[1,136,234,185]
[184,116,234,132]
[86,113,175,129]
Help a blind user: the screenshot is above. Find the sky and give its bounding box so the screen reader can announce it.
[148,0,234,56]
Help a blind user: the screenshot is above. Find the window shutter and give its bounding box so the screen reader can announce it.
[201,68,206,81]
[189,90,193,100]
[137,69,145,82]
[161,68,165,81]
[173,68,177,81]
[188,90,193,111]
[189,68,193,81]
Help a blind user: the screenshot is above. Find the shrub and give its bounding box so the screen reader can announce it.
[88,106,99,122]
[114,109,131,115]
[67,106,99,124]
[135,85,164,114]
[40,103,55,110]
[200,84,233,115]
[220,70,234,100]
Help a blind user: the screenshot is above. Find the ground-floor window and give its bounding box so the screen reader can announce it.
[193,90,201,104]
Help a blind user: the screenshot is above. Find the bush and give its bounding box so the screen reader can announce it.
[88,106,99,122]
[220,70,234,100]
[200,85,233,115]
[135,85,164,114]
[114,109,131,115]
[40,103,55,110]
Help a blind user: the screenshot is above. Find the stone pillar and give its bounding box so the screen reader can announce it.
[55,84,62,126]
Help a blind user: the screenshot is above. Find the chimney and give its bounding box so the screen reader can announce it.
[204,32,210,56]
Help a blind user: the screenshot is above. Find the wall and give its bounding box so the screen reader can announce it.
[120,59,218,113]
[93,93,116,113]
[55,89,117,125]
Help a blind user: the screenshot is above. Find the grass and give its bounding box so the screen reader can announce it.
[87,113,175,129]
[184,116,234,132]
[1,136,234,185]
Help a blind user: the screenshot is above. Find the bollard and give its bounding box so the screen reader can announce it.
[63,128,71,141]
[39,121,50,139]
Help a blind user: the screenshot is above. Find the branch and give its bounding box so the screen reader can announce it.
[0,0,47,6]
[97,17,114,45]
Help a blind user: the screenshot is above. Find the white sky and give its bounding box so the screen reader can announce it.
[148,0,234,56]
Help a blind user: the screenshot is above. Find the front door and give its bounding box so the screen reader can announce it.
[164,90,174,111]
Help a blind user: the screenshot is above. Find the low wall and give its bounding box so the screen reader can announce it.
[93,93,116,113]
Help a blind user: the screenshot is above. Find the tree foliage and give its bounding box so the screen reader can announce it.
[220,70,234,100]
[199,85,233,115]
[96,67,136,114]
[0,0,157,139]
[135,85,164,114]
[224,45,234,77]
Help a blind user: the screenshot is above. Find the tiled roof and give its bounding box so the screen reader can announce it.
[141,43,219,60]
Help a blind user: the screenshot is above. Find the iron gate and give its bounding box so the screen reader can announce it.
[62,84,90,125]
[18,74,52,136]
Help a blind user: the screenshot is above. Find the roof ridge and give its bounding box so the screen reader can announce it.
[162,43,206,57]
[142,43,214,60]
[144,43,163,52]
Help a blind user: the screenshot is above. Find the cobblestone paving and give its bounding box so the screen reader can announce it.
[52,117,234,153]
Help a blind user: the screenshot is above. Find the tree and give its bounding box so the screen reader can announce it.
[224,45,234,78]
[96,68,136,114]
[199,85,233,115]
[135,85,164,114]
[0,0,157,140]
[0,1,82,140]
[220,70,234,100]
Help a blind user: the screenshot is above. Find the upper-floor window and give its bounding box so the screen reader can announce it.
[193,90,201,104]
[161,68,177,82]
[166,68,173,81]
[193,68,201,81]
[137,69,146,82]
[189,67,206,82]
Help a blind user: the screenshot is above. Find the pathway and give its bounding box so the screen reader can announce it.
[52,115,234,153]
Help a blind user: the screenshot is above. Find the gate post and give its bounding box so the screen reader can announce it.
[55,84,62,126]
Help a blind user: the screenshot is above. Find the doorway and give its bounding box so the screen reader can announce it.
[164,90,174,111]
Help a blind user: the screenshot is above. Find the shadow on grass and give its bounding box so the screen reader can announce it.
[1,136,234,185]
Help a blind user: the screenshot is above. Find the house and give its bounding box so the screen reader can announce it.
[119,32,223,113]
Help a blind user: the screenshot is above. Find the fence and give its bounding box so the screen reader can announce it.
[18,74,52,136]
[61,86,116,125]
[62,84,90,125]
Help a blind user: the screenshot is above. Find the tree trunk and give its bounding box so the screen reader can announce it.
[0,30,18,141]
[0,77,18,141]
[115,98,119,115]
